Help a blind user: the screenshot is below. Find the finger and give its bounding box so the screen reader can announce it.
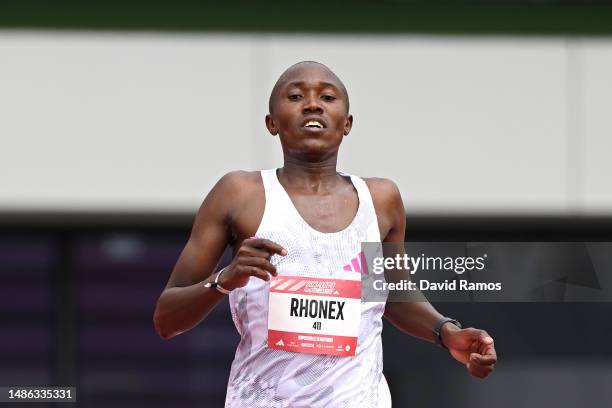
[462,328,487,351]
[471,354,497,367]
[247,238,287,256]
[245,266,272,282]
[239,246,273,259]
[470,339,481,353]
[461,328,493,353]
[481,343,497,360]
[477,334,496,358]
[464,327,493,343]
[467,361,493,379]
[479,331,494,347]
[241,256,277,276]
[474,364,493,378]
[470,352,497,366]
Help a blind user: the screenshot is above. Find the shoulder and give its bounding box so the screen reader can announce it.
[199,170,263,218]
[206,170,266,238]
[214,170,262,195]
[362,177,405,240]
[363,177,403,211]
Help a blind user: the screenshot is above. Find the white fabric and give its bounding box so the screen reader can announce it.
[225,169,391,408]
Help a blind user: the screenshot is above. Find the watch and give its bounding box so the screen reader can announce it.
[204,267,231,295]
[433,317,462,349]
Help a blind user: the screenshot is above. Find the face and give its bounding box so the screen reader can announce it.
[265,64,353,160]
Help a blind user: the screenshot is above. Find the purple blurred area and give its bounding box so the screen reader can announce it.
[0,238,56,269]
[74,233,238,407]
[0,232,238,407]
[0,238,53,389]
[3,229,612,408]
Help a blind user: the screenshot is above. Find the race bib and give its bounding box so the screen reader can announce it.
[267,275,361,357]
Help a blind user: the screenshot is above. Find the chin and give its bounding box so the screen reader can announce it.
[281,130,342,153]
[302,138,336,150]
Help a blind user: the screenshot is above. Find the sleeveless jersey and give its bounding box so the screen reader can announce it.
[225,169,391,408]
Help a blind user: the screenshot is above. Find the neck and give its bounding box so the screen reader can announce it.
[279,155,341,192]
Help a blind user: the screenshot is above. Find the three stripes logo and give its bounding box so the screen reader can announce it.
[269,278,309,292]
[270,277,340,295]
[268,252,368,294]
[342,252,369,277]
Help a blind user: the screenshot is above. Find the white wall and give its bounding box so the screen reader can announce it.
[1,31,610,214]
[583,40,612,214]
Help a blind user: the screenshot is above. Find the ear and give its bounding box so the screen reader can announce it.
[265,114,278,136]
[343,114,353,136]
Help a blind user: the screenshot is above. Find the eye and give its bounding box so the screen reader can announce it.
[321,94,336,102]
[288,94,302,101]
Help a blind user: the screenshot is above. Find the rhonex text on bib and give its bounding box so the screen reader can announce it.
[267,275,361,357]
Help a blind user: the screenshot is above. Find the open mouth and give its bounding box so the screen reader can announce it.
[303,120,324,129]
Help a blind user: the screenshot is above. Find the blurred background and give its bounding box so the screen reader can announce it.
[1,1,612,407]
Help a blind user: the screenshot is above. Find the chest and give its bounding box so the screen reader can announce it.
[285,188,359,234]
[231,182,360,242]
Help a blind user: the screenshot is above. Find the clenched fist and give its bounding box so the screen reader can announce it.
[442,325,497,379]
[218,237,287,291]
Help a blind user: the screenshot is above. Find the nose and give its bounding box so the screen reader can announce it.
[302,93,323,114]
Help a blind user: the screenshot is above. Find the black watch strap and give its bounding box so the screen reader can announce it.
[433,317,462,349]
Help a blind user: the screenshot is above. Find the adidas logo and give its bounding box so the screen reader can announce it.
[342,252,369,277]
[269,278,308,292]
[275,339,285,346]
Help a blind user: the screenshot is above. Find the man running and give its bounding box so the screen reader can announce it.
[153,61,497,407]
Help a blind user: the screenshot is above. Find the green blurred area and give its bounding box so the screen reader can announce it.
[1,0,612,35]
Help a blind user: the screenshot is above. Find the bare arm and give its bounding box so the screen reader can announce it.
[152,173,237,339]
[369,178,497,378]
[368,179,446,343]
[153,172,286,340]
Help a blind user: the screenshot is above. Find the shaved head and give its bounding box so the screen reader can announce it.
[268,61,350,114]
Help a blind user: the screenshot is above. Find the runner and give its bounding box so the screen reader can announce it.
[153,61,497,407]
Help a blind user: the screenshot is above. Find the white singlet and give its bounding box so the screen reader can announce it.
[225,168,391,408]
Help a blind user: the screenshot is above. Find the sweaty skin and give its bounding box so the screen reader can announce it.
[153,61,497,379]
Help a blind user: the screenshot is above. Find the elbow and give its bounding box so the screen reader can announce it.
[153,304,174,340]
[154,318,171,340]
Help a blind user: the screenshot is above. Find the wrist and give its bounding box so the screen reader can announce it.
[216,267,232,289]
[205,267,232,294]
[440,321,461,348]
[433,316,462,349]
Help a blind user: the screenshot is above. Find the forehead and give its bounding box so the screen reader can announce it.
[280,64,342,89]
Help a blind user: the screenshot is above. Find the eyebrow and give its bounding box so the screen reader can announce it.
[287,81,340,90]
